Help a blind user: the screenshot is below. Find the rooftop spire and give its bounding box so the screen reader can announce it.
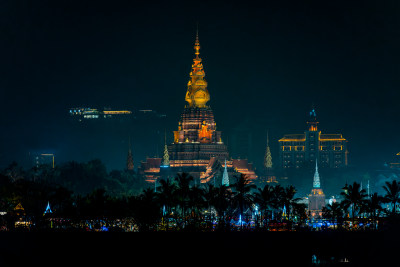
[162,130,170,167]
[313,160,320,188]
[264,130,273,169]
[222,159,230,186]
[307,105,319,131]
[126,137,134,171]
[195,23,200,57]
[185,27,210,108]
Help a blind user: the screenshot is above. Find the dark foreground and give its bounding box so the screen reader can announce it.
[0,230,398,266]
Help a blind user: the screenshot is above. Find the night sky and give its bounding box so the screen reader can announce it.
[1,0,400,171]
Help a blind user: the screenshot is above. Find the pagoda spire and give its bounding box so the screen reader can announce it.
[185,29,210,108]
[162,130,170,167]
[126,137,134,171]
[313,160,320,188]
[264,130,273,169]
[222,159,230,186]
[44,201,52,215]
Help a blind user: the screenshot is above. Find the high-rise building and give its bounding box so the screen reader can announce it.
[139,32,257,184]
[278,108,348,169]
[308,161,326,219]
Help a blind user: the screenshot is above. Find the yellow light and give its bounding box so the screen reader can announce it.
[103,110,132,115]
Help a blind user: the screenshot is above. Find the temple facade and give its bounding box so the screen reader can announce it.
[278,108,348,169]
[139,33,257,185]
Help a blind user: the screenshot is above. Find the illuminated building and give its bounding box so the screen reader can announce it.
[69,107,132,121]
[33,153,55,168]
[139,157,162,183]
[139,32,257,184]
[308,161,326,219]
[388,152,400,169]
[278,108,348,169]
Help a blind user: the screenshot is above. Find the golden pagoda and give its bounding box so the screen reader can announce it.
[139,32,257,184]
[185,32,210,108]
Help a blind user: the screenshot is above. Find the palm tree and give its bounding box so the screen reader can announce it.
[382,180,400,215]
[322,202,344,229]
[254,184,275,226]
[212,185,232,230]
[270,185,285,220]
[203,184,217,230]
[363,193,383,229]
[157,178,177,230]
[187,185,205,223]
[281,185,301,221]
[231,174,256,226]
[340,182,367,224]
[128,188,161,232]
[174,172,194,227]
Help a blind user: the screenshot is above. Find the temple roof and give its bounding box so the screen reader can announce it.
[140,158,162,171]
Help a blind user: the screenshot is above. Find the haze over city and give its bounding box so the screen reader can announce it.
[2,1,400,266]
[1,0,400,174]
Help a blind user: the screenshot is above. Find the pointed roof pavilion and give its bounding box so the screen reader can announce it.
[222,159,230,186]
[44,201,52,215]
[313,160,321,188]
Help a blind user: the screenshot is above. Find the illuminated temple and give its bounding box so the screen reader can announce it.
[139,33,257,184]
[278,108,348,169]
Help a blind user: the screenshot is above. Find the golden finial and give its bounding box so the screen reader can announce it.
[194,23,200,57]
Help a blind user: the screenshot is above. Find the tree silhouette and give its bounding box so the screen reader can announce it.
[281,185,301,221]
[382,180,400,215]
[363,193,383,229]
[157,178,178,229]
[231,174,256,226]
[128,188,161,232]
[212,185,232,230]
[174,173,194,228]
[322,202,344,229]
[340,182,367,224]
[254,184,275,226]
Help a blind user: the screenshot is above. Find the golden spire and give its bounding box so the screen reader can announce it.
[264,130,273,169]
[194,28,200,58]
[185,29,210,108]
[162,130,170,166]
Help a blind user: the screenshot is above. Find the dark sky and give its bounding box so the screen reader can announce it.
[1,0,400,171]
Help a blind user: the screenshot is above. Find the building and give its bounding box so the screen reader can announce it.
[278,108,348,169]
[33,153,55,168]
[69,107,133,121]
[388,152,400,169]
[308,161,326,219]
[139,32,257,185]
